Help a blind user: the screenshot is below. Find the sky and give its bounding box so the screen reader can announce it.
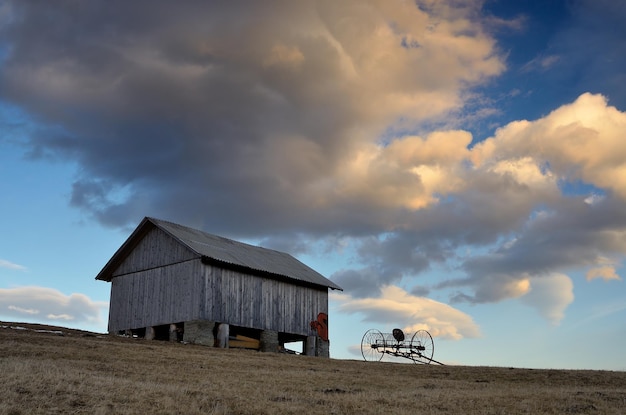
[1,0,625,370]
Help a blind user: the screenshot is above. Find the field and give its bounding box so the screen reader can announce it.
[1,323,625,414]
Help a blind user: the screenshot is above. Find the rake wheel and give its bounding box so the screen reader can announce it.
[361,329,385,362]
[410,330,434,364]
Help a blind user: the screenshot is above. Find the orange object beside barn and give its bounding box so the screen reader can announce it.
[310,312,328,341]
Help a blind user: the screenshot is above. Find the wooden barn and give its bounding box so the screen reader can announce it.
[96,217,342,356]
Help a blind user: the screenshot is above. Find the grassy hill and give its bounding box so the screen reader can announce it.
[1,322,625,414]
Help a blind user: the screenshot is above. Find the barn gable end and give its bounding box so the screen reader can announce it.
[112,226,198,278]
[109,259,205,332]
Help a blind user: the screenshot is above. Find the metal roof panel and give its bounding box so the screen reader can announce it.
[147,218,342,290]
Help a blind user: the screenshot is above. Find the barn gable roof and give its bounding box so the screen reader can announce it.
[95,217,342,290]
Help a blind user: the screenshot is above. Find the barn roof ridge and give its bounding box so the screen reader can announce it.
[96,217,342,291]
[147,216,286,255]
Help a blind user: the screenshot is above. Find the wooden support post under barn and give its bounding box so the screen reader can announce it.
[260,330,279,353]
[316,338,330,357]
[95,217,342,356]
[216,323,229,348]
[305,336,316,356]
[169,324,176,341]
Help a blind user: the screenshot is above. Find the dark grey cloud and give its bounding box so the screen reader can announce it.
[332,268,384,298]
[330,162,565,297]
[0,1,350,234]
[448,195,626,302]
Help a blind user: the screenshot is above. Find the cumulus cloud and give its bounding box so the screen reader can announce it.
[472,93,626,199]
[334,285,481,340]
[0,286,107,325]
[586,266,621,282]
[520,274,574,325]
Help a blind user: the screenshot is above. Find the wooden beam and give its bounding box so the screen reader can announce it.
[229,334,260,350]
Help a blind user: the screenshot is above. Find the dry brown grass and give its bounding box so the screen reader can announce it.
[1,322,625,414]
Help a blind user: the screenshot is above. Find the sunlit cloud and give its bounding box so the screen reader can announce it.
[333,285,481,340]
[586,266,622,282]
[473,93,626,200]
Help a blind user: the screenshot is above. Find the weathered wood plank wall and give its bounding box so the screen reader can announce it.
[107,227,329,337]
[202,267,328,336]
[113,227,197,277]
[108,260,205,332]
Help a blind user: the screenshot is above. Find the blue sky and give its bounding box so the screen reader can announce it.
[1,0,625,370]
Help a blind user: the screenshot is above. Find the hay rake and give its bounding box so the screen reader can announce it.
[361,328,444,365]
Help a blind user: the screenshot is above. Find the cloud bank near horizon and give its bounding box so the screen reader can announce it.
[1,1,624,331]
[334,285,481,341]
[0,286,107,326]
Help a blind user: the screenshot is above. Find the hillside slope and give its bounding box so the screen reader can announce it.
[1,322,625,414]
